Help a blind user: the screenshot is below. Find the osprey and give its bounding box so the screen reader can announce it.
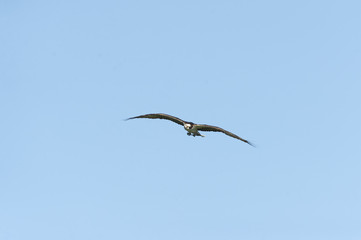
[126,113,254,146]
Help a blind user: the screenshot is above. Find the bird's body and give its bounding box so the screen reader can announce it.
[183,122,205,137]
[126,113,253,146]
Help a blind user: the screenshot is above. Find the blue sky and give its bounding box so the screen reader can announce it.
[1,1,360,239]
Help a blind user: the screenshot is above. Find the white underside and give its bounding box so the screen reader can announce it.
[184,125,204,137]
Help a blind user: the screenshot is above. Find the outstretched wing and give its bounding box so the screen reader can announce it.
[195,124,254,146]
[126,113,185,126]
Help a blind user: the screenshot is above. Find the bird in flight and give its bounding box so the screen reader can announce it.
[126,113,254,146]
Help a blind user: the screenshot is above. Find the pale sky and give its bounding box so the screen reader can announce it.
[1,1,361,239]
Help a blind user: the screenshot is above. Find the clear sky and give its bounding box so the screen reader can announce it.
[1,1,360,239]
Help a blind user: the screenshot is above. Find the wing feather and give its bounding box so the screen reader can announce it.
[195,124,254,146]
[126,113,185,126]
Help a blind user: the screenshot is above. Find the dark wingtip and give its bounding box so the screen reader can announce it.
[124,117,135,121]
[245,140,256,147]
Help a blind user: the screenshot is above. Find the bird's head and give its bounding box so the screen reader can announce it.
[184,122,193,129]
